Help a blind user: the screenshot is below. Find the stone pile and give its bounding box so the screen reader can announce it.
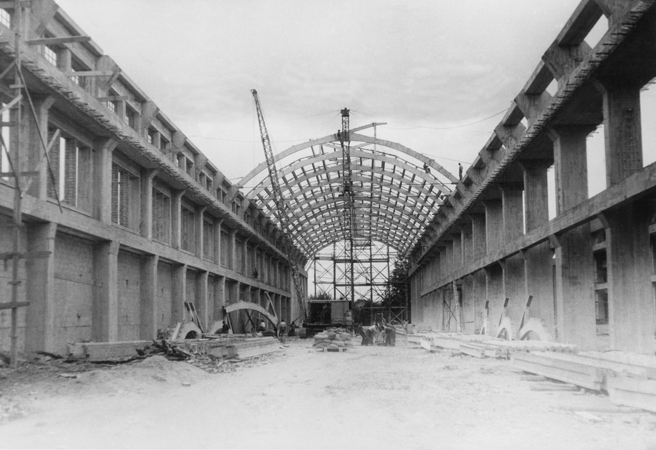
[313,328,354,351]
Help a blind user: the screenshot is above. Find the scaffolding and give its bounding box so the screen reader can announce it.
[0,0,69,367]
[312,240,407,323]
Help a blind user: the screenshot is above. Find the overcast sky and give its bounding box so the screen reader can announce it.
[53,1,594,176]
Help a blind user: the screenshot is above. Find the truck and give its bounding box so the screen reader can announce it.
[303,299,353,336]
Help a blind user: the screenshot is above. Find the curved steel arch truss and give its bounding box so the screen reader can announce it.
[240,126,456,258]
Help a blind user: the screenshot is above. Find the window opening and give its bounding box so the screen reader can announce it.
[152,188,171,243]
[111,162,139,229]
[181,205,196,252]
[0,9,10,27]
[44,45,58,66]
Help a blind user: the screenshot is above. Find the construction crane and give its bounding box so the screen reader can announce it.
[251,89,307,320]
[338,108,355,303]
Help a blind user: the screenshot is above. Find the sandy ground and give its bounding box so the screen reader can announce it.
[1,336,656,450]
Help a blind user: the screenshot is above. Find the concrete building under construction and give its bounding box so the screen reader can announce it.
[0,0,655,362]
[0,0,307,357]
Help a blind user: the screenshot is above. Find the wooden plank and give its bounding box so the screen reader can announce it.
[533,351,656,380]
[513,353,603,390]
[530,383,580,391]
[96,95,130,102]
[607,375,656,413]
[26,36,91,46]
[83,340,151,361]
[63,70,115,78]
[429,337,461,350]
[460,344,485,358]
[0,301,29,311]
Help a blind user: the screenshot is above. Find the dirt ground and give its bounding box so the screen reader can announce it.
[1,335,656,450]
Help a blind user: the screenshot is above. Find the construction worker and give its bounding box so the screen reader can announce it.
[278,319,287,344]
[258,319,266,334]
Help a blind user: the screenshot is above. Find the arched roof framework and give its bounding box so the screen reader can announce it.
[239,125,457,258]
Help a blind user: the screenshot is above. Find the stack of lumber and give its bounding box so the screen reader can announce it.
[68,340,151,361]
[67,336,281,362]
[313,328,354,352]
[230,337,281,359]
[513,350,656,413]
[407,332,576,358]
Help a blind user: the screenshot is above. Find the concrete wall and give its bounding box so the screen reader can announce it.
[53,233,94,353]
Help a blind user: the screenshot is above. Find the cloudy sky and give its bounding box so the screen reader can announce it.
[55,1,606,179]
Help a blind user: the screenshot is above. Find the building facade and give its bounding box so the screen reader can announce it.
[409,0,656,355]
[0,0,307,356]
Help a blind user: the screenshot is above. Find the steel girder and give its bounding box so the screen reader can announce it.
[238,128,456,258]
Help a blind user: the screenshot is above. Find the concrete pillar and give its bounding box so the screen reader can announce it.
[196,206,207,259]
[94,138,118,223]
[600,84,642,187]
[522,161,555,334]
[472,269,487,332]
[501,183,525,334]
[485,264,504,337]
[217,276,226,320]
[461,221,473,267]
[502,184,523,242]
[140,254,158,340]
[229,229,237,271]
[214,220,223,266]
[93,240,119,342]
[603,206,655,353]
[171,191,185,250]
[197,271,209,330]
[26,96,55,200]
[552,126,596,348]
[171,264,187,323]
[24,222,57,353]
[243,239,249,275]
[140,169,157,240]
[484,199,503,253]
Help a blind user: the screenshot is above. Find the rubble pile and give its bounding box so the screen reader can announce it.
[313,328,354,351]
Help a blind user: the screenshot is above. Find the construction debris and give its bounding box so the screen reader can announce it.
[313,328,354,352]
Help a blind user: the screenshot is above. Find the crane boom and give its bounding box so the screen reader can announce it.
[251,89,306,319]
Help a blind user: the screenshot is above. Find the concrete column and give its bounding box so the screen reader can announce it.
[502,184,523,242]
[93,240,119,342]
[472,269,487,332]
[94,138,118,223]
[243,239,249,275]
[485,264,504,337]
[229,229,237,271]
[140,169,157,240]
[171,191,185,250]
[171,264,187,323]
[461,221,473,267]
[484,199,503,253]
[196,206,207,259]
[552,126,596,348]
[197,271,209,330]
[25,222,57,353]
[552,126,590,214]
[217,276,226,320]
[599,84,642,187]
[604,205,655,354]
[522,161,555,334]
[501,183,525,334]
[26,96,55,200]
[140,254,158,340]
[214,219,223,266]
